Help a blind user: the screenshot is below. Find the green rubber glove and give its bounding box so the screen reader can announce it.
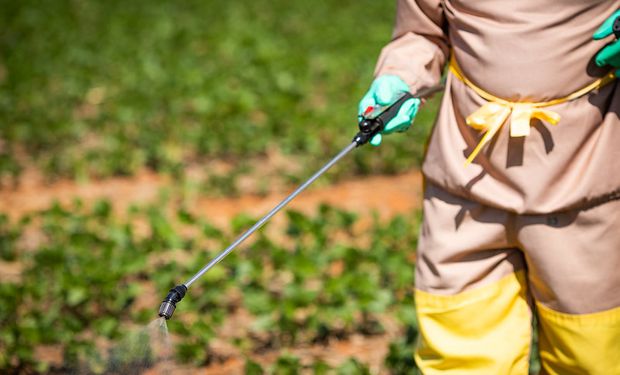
[358,75,421,146]
[593,10,620,74]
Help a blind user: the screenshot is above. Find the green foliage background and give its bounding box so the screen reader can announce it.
[0,0,437,184]
[0,0,439,373]
[0,201,422,373]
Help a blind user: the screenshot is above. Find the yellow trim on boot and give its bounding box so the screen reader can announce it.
[415,271,531,374]
[537,302,620,375]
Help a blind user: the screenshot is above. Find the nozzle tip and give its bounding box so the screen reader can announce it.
[158,284,187,320]
[158,301,176,320]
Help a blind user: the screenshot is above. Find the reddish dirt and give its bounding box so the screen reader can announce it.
[0,169,164,219]
[0,170,424,224]
[193,171,423,230]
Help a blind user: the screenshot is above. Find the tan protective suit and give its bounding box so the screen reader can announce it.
[373,0,620,373]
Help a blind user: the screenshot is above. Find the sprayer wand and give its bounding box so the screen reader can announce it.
[158,83,444,320]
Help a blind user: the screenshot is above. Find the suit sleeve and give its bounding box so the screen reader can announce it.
[374,0,449,92]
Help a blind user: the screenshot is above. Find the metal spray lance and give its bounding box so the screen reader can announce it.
[158,83,444,320]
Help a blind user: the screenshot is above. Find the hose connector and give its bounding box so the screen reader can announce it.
[158,284,187,320]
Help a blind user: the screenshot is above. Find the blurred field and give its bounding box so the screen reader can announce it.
[0,0,444,373]
[0,0,438,188]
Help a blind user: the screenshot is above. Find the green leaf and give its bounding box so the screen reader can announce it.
[271,353,301,375]
[245,358,265,375]
[336,358,371,375]
[67,287,88,306]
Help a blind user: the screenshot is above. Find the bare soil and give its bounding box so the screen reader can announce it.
[0,169,423,224]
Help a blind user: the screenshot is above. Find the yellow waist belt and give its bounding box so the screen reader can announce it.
[449,56,616,165]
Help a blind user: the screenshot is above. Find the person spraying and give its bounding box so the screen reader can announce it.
[359,1,620,373]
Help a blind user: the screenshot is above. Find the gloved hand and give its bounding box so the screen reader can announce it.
[593,10,620,74]
[358,75,420,146]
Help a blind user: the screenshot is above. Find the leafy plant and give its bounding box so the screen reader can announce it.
[336,358,372,375]
[384,325,419,375]
[0,0,438,188]
[0,193,427,373]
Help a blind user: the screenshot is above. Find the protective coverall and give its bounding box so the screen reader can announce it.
[371,0,620,373]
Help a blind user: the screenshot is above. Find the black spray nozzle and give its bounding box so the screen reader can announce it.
[158,284,187,320]
[614,16,620,39]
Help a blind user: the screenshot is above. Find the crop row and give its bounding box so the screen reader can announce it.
[0,199,420,374]
[0,0,438,188]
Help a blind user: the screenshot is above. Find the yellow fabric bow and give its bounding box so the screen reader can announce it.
[449,55,616,165]
[465,102,561,164]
